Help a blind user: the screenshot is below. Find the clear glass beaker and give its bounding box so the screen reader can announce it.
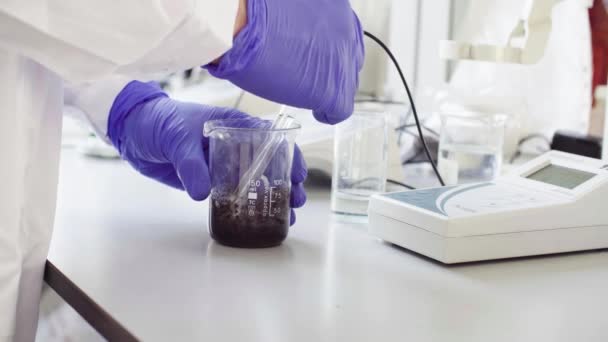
[203,117,301,248]
[331,111,388,216]
[438,113,507,185]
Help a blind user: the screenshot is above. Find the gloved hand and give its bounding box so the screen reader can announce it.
[205,0,365,125]
[107,81,307,225]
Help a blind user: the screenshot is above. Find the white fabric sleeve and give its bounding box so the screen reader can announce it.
[64,76,131,143]
[201,1,240,55]
[116,0,239,77]
[50,0,239,144]
[0,0,239,83]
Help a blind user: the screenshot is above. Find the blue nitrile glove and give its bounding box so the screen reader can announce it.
[108,81,307,225]
[205,0,365,125]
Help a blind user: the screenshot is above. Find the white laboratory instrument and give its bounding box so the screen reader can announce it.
[442,0,594,165]
[369,151,608,263]
[440,0,593,65]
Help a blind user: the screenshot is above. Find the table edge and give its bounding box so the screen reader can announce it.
[44,260,139,342]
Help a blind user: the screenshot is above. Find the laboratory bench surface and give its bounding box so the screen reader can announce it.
[47,150,608,342]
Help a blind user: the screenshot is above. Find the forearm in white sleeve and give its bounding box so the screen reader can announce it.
[5,0,240,142]
[65,0,240,143]
[64,76,132,143]
[0,0,227,82]
[116,0,240,76]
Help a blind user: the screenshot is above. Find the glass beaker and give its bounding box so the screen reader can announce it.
[203,117,301,248]
[331,110,388,216]
[438,113,507,185]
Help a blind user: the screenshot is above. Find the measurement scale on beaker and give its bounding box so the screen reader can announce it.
[247,180,259,217]
[269,179,285,217]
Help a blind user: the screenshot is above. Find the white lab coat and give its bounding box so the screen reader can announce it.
[0,1,238,340]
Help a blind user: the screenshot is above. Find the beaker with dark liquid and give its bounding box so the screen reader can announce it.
[203,117,300,248]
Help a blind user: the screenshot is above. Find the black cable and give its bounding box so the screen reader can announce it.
[509,151,522,164]
[517,133,551,147]
[387,179,416,190]
[395,123,440,138]
[346,177,385,188]
[402,148,434,166]
[363,30,445,186]
[402,159,434,166]
[509,133,551,164]
[397,108,414,145]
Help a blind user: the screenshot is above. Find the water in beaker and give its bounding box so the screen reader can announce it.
[331,111,388,216]
[438,113,506,185]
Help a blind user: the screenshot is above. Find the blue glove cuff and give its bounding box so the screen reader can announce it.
[203,0,267,78]
[108,81,167,152]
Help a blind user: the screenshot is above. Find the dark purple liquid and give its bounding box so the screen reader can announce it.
[209,187,290,248]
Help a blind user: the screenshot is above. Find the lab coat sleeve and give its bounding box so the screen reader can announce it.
[55,0,239,140]
[64,76,132,143]
[0,1,239,82]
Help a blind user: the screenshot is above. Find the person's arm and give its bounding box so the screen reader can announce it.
[0,1,240,82]
[58,0,242,139]
[64,77,133,143]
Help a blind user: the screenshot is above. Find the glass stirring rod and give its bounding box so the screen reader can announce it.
[235,105,290,199]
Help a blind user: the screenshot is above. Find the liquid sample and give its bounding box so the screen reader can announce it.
[331,188,378,216]
[438,144,502,185]
[209,186,290,248]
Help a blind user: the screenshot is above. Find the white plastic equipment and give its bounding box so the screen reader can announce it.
[440,0,593,65]
[369,151,608,263]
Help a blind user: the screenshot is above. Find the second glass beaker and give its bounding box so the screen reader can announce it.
[438,113,507,185]
[331,110,388,216]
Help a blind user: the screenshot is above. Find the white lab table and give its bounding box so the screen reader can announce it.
[47,150,608,341]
